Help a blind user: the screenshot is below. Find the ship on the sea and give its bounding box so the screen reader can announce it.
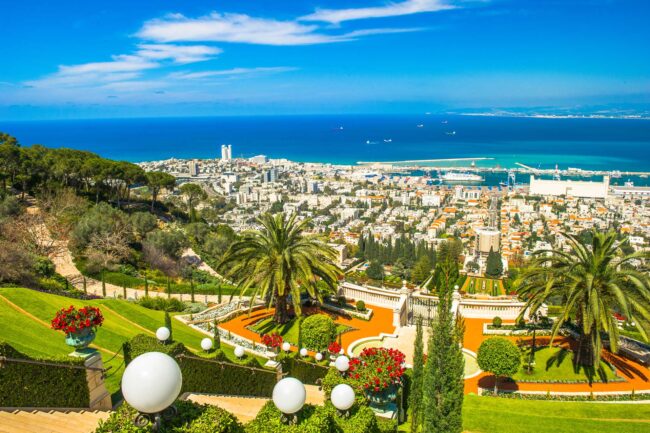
[439,171,484,182]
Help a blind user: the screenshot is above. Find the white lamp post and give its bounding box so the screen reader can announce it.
[331,383,355,417]
[282,341,291,352]
[121,352,182,431]
[315,352,323,362]
[300,348,308,357]
[272,377,306,424]
[200,338,212,352]
[234,345,245,358]
[335,355,349,375]
[156,327,170,343]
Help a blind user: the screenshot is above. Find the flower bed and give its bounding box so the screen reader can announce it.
[348,347,406,394]
[481,389,650,402]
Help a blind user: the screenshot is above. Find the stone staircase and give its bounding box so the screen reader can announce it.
[0,409,109,433]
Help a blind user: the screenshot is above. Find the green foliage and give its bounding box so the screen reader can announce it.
[245,402,332,433]
[492,316,502,328]
[0,342,89,408]
[145,171,176,211]
[129,212,158,238]
[477,337,521,391]
[124,334,187,362]
[137,296,185,312]
[94,400,244,433]
[301,314,337,351]
[421,285,465,433]
[365,260,384,281]
[71,202,131,253]
[279,352,329,385]
[326,403,379,433]
[485,248,503,278]
[408,318,424,433]
[411,255,433,285]
[356,300,366,312]
[165,311,173,341]
[0,195,21,218]
[375,417,397,433]
[145,229,189,259]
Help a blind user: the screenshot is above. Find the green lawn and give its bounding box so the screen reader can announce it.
[514,346,619,383]
[250,316,351,345]
[463,277,504,296]
[398,395,650,433]
[0,287,266,400]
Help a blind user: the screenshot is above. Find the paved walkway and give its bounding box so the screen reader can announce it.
[0,409,109,433]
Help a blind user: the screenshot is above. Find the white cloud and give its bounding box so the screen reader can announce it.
[169,67,297,80]
[136,44,222,64]
[137,12,349,45]
[137,12,419,46]
[58,54,158,76]
[301,0,456,24]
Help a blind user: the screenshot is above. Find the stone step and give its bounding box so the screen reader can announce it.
[0,410,110,433]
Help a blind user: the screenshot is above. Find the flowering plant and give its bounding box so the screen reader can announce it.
[51,305,104,334]
[328,341,342,355]
[261,333,283,348]
[348,347,406,393]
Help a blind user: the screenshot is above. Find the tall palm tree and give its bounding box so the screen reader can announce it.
[219,212,343,324]
[516,230,650,367]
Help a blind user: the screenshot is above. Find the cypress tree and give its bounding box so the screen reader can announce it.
[144,269,149,297]
[82,276,87,294]
[213,319,221,349]
[167,277,171,299]
[164,311,173,342]
[218,284,222,304]
[190,271,195,303]
[122,283,127,299]
[101,271,107,297]
[410,317,425,433]
[422,280,464,432]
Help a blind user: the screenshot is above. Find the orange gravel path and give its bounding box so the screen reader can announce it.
[219,304,396,352]
[463,318,650,394]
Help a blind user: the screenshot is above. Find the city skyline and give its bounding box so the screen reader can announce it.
[2,0,650,120]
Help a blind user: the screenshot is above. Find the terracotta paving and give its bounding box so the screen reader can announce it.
[463,318,650,394]
[219,304,396,352]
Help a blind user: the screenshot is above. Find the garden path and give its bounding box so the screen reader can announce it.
[0,409,110,433]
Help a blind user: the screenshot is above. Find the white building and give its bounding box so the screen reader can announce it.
[529,175,609,199]
[250,155,269,164]
[221,144,232,161]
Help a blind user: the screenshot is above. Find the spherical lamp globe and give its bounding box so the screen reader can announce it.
[331,384,355,411]
[156,327,170,342]
[299,348,308,357]
[339,348,345,355]
[335,355,350,373]
[315,352,323,362]
[282,342,291,352]
[200,338,212,352]
[234,345,245,358]
[121,352,182,414]
[272,377,306,415]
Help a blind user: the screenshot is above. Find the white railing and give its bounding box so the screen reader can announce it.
[339,282,402,308]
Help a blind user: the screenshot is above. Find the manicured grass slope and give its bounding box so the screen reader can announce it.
[462,395,650,433]
[0,288,253,397]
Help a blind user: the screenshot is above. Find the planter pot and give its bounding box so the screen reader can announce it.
[65,327,96,351]
[364,384,398,407]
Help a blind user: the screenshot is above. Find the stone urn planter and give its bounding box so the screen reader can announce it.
[65,327,97,351]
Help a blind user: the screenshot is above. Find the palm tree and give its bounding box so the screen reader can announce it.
[219,212,343,324]
[516,229,650,367]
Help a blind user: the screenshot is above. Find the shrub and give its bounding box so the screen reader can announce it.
[327,402,378,433]
[145,229,188,259]
[301,314,338,352]
[279,352,329,385]
[356,300,366,312]
[124,334,188,363]
[94,400,244,433]
[492,316,502,328]
[245,401,332,433]
[0,343,89,408]
[33,256,56,278]
[137,296,185,312]
[0,195,21,218]
[477,337,521,392]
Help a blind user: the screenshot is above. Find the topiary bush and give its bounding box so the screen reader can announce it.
[326,402,378,433]
[477,337,522,392]
[492,316,502,328]
[94,400,244,433]
[279,352,329,385]
[0,343,89,408]
[356,300,366,312]
[124,333,188,363]
[245,401,332,433]
[301,314,337,352]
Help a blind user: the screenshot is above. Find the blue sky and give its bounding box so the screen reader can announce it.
[1,0,649,119]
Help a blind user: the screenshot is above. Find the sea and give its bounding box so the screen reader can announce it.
[2,114,650,186]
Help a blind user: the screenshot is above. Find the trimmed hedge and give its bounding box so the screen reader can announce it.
[327,403,379,433]
[245,401,332,433]
[125,335,277,398]
[0,342,89,408]
[301,314,337,352]
[94,400,244,433]
[279,353,329,385]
